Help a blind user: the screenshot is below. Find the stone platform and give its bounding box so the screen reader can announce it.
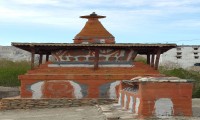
[0,86,19,98]
[0,97,117,110]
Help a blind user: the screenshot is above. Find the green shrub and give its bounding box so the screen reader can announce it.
[134,56,147,64]
[159,66,200,98]
[193,87,200,98]
[0,59,30,86]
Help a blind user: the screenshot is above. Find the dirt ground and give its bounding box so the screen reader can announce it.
[0,106,105,120]
[192,99,200,117]
[0,99,199,120]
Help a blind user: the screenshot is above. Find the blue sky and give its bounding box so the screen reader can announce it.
[0,0,200,46]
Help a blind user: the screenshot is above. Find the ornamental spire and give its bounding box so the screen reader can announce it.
[74,12,115,44]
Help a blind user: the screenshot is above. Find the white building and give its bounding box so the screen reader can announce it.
[160,45,200,69]
[0,46,54,63]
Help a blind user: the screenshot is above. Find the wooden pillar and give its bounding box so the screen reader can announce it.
[150,54,155,67]
[147,54,150,65]
[94,49,99,70]
[131,51,138,61]
[154,48,161,70]
[31,47,35,69]
[46,54,49,62]
[39,53,43,65]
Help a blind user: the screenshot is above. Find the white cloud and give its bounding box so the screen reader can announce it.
[0,0,200,30]
[172,19,200,28]
[12,0,60,5]
[0,2,81,27]
[152,0,200,7]
[153,1,188,7]
[0,6,45,18]
[0,3,160,28]
[111,0,146,7]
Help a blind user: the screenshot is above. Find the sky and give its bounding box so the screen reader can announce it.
[0,0,200,46]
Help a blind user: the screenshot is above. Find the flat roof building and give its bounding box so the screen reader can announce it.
[160,45,200,69]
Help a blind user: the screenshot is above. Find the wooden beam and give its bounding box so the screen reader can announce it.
[154,48,161,70]
[31,47,35,69]
[39,53,43,65]
[94,49,99,70]
[150,54,155,67]
[147,54,150,65]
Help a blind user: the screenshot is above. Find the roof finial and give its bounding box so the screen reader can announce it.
[80,12,106,19]
[90,12,97,16]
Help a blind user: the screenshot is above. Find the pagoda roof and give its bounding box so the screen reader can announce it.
[12,42,176,55]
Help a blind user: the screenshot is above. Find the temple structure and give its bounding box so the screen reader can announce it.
[12,12,176,99]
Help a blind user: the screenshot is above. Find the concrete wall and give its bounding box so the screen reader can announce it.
[160,45,200,68]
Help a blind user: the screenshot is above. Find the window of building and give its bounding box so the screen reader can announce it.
[176,56,182,59]
[194,52,198,55]
[194,56,199,59]
[194,47,198,50]
[177,52,182,55]
[194,63,200,66]
[176,47,181,51]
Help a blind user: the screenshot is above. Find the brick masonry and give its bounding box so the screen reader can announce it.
[119,77,193,118]
[19,62,161,98]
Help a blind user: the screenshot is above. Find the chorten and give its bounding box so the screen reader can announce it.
[74,12,115,44]
[11,12,176,99]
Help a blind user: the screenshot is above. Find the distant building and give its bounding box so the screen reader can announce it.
[160,45,200,68]
[0,46,31,61]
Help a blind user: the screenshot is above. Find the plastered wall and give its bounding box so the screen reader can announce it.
[119,81,193,118]
[21,80,120,99]
[52,49,135,63]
